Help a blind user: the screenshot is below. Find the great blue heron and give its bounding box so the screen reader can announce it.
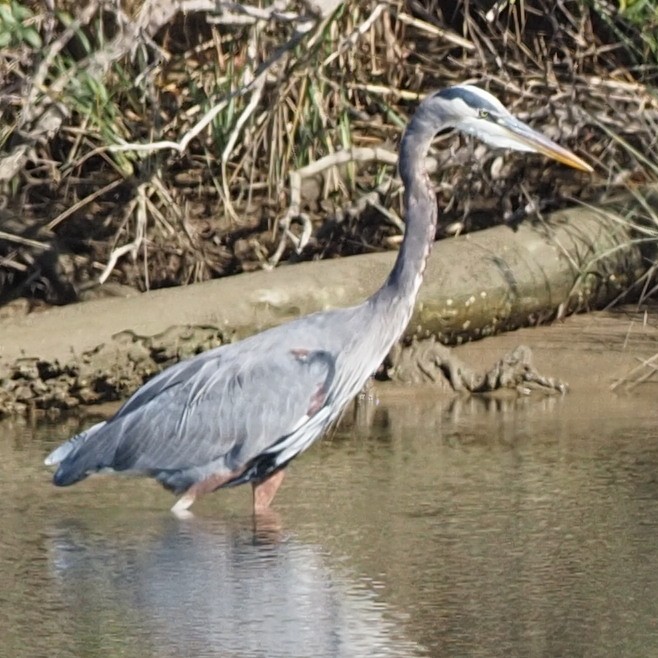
[45,85,592,515]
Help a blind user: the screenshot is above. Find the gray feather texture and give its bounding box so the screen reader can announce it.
[47,303,376,492]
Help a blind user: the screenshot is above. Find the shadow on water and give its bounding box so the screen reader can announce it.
[2,385,658,657]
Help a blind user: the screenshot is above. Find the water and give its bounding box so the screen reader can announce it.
[1,387,658,657]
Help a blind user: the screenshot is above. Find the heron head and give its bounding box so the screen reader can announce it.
[423,85,593,172]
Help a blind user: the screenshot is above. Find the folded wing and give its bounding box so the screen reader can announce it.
[49,342,336,489]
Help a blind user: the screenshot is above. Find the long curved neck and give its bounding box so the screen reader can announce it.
[370,104,442,334]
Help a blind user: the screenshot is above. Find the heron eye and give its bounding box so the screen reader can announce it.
[478,109,490,119]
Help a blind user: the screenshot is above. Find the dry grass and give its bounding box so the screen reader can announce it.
[0,0,657,304]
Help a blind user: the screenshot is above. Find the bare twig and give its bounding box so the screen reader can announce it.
[267,146,398,268]
[610,352,658,391]
[204,0,311,27]
[98,184,149,284]
[220,29,266,223]
[322,3,388,67]
[395,12,476,51]
[110,101,230,156]
[0,231,49,251]
[46,178,125,231]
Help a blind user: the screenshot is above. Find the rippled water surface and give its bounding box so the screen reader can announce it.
[2,386,658,658]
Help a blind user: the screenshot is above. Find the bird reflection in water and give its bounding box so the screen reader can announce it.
[46,516,423,658]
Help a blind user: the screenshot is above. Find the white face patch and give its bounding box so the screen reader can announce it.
[456,117,536,152]
[432,85,537,152]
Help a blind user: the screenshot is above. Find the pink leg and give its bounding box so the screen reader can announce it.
[252,469,286,514]
[171,469,244,516]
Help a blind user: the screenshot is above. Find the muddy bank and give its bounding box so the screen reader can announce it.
[0,280,658,415]
[2,301,656,418]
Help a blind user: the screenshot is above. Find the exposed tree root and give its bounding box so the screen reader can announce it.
[387,339,568,394]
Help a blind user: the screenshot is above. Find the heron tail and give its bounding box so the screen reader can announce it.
[45,421,116,487]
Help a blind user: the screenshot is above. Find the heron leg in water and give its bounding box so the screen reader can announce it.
[170,468,285,516]
[170,468,245,516]
[252,469,286,514]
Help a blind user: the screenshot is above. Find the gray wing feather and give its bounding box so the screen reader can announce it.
[103,343,335,474]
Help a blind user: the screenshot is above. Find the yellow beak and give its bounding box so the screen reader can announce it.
[502,117,593,173]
